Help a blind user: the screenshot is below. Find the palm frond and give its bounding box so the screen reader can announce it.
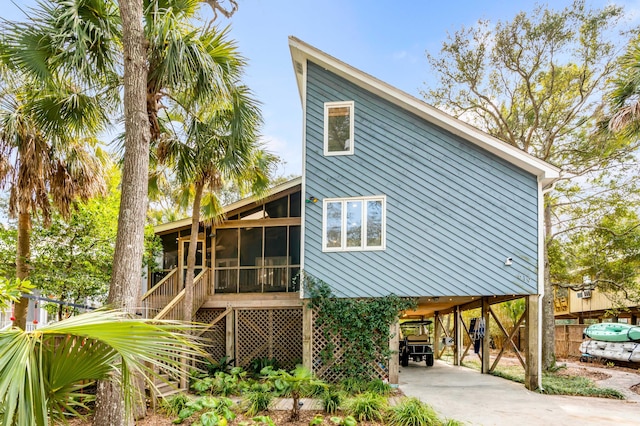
[0,310,204,425]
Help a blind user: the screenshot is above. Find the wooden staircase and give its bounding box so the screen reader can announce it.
[141,268,212,398]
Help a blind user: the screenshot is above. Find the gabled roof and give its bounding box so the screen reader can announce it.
[288,36,560,187]
[154,177,302,234]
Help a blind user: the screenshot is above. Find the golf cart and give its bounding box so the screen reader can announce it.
[399,320,434,367]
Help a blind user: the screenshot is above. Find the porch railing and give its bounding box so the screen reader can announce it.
[153,268,210,321]
[141,269,179,319]
[149,268,211,395]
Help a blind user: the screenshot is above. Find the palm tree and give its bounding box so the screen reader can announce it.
[0,70,108,330]
[608,34,640,136]
[0,309,202,426]
[156,83,276,323]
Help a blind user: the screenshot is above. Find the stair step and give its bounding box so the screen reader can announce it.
[157,387,182,398]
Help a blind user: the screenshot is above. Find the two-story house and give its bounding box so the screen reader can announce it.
[147,37,559,391]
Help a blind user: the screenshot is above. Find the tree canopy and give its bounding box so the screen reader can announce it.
[423,0,640,368]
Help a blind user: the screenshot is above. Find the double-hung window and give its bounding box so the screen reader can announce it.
[323,196,386,251]
[324,101,355,155]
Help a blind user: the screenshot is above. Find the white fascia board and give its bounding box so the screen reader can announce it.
[289,36,560,187]
[154,177,303,234]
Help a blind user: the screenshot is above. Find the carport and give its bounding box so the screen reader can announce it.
[392,294,540,390]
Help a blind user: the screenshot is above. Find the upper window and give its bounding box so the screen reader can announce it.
[323,196,386,251]
[324,101,355,156]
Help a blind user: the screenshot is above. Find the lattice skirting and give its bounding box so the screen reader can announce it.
[312,309,388,383]
[236,308,303,370]
[196,309,227,362]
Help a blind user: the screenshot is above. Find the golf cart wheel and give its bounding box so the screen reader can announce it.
[425,353,434,367]
[401,351,409,367]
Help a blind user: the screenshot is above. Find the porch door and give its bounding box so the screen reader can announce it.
[180,239,205,287]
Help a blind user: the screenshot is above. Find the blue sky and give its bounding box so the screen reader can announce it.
[5,0,640,176]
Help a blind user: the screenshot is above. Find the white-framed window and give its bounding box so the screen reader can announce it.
[322,195,386,251]
[324,101,355,156]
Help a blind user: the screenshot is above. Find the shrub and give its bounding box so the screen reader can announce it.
[244,384,274,416]
[321,386,342,414]
[158,393,190,417]
[204,356,235,376]
[172,396,236,424]
[339,377,367,395]
[387,397,440,426]
[248,357,279,377]
[367,378,393,395]
[330,415,358,426]
[344,391,386,422]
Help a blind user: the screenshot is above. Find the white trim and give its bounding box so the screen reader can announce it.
[322,195,386,252]
[289,36,561,187]
[300,58,308,298]
[323,101,355,156]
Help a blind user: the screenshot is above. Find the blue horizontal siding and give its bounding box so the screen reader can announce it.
[303,61,539,298]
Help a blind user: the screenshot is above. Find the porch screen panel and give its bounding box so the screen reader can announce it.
[289,226,301,291]
[263,227,287,292]
[240,227,263,292]
[215,228,238,293]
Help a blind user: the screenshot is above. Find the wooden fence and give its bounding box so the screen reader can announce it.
[555,324,586,358]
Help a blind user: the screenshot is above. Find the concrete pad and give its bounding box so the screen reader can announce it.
[399,360,639,425]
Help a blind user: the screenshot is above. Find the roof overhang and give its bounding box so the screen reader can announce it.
[154,177,302,234]
[289,36,560,187]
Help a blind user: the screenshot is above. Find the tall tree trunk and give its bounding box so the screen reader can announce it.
[184,181,204,323]
[13,211,31,330]
[94,1,149,425]
[541,197,555,370]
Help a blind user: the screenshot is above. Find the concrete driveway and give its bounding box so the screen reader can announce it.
[399,360,639,425]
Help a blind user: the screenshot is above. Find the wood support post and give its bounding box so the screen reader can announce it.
[434,312,441,359]
[525,295,540,391]
[482,297,491,374]
[302,301,313,371]
[226,308,235,362]
[454,306,461,366]
[631,314,638,326]
[389,320,399,384]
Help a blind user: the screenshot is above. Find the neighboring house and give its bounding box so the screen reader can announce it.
[555,287,639,325]
[148,37,559,390]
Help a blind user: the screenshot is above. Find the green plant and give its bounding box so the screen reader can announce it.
[159,393,191,417]
[243,384,273,416]
[262,365,326,421]
[321,386,342,414]
[309,414,324,425]
[305,381,328,397]
[192,377,215,395]
[307,277,416,380]
[344,391,387,422]
[191,368,250,396]
[0,310,202,425]
[252,415,276,426]
[387,397,440,426]
[330,415,357,426]
[249,357,280,377]
[339,377,368,395]
[205,356,236,376]
[367,378,393,395]
[173,396,236,425]
[0,277,34,310]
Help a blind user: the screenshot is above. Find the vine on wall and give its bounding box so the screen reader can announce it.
[305,275,417,380]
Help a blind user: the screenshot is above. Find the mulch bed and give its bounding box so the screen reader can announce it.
[68,410,385,425]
